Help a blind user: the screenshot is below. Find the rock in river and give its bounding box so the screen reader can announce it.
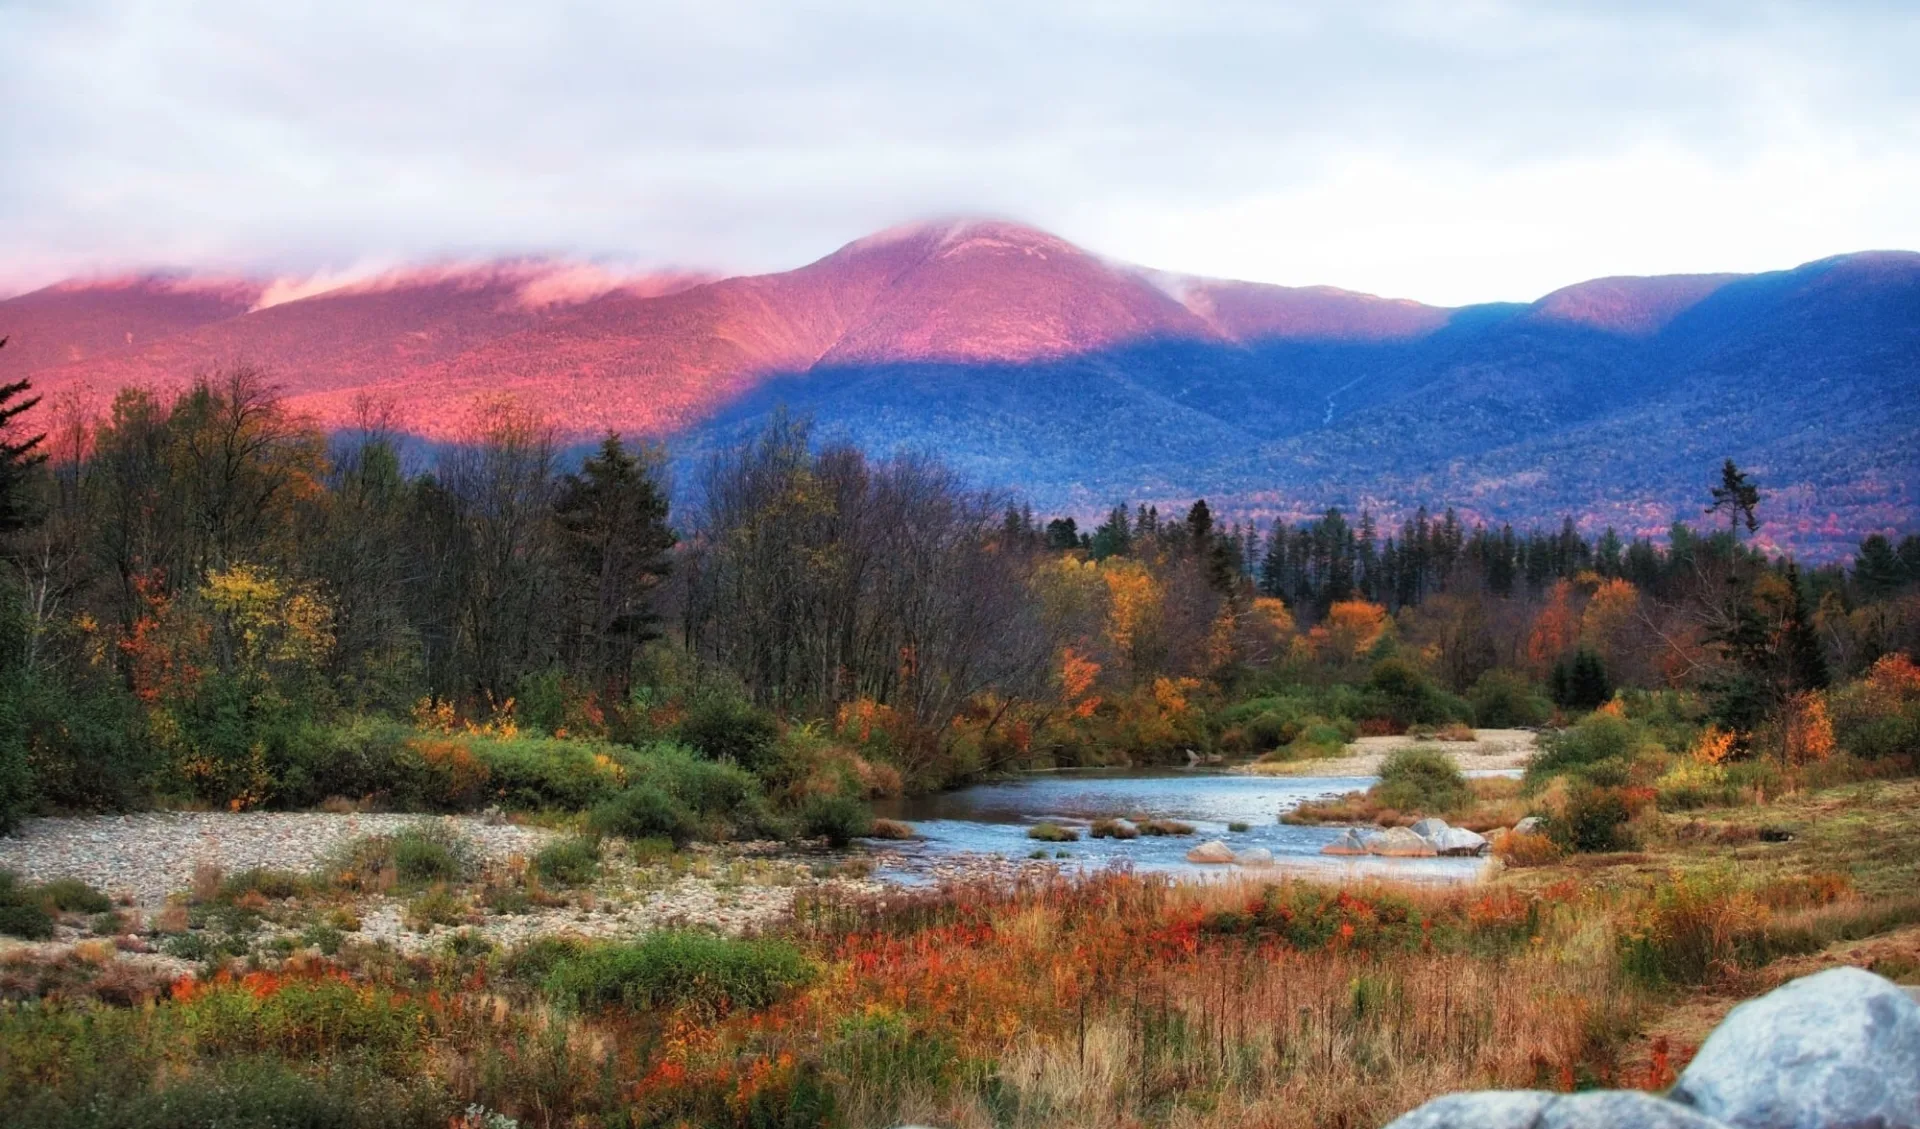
[1185,840,1236,864]
[1321,829,1369,856]
[1365,827,1437,857]
[1430,827,1488,856]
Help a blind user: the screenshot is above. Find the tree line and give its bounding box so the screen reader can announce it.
[0,357,1916,822]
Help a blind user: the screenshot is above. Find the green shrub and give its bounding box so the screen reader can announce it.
[543,932,813,1016]
[218,869,306,902]
[391,825,472,886]
[0,666,154,820]
[468,735,627,811]
[1027,822,1078,842]
[300,922,346,955]
[273,717,414,808]
[1240,710,1294,751]
[1527,713,1651,785]
[334,824,473,890]
[0,902,54,939]
[14,1058,448,1129]
[798,793,873,847]
[1372,747,1470,814]
[404,885,469,931]
[533,836,602,887]
[1828,673,1920,761]
[678,697,781,771]
[1468,669,1552,728]
[499,935,589,984]
[34,878,112,914]
[631,741,784,838]
[1554,784,1638,853]
[0,698,28,835]
[0,872,100,937]
[1365,658,1472,729]
[590,784,696,846]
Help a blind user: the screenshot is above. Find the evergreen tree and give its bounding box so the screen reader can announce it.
[1044,516,1081,551]
[1707,458,1761,538]
[554,434,676,695]
[1185,498,1214,548]
[1259,523,1287,597]
[1779,563,1829,694]
[1854,534,1903,598]
[1090,504,1132,559]
[1550,648,1611,711]
[0,338,48,537]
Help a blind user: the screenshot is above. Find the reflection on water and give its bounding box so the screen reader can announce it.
[870,769,1488,883]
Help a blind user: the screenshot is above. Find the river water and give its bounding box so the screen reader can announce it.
[870,768,1489,883]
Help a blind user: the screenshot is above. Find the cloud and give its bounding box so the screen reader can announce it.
[1,0,1916,304]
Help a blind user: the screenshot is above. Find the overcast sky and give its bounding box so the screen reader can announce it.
[4,0,1917,305]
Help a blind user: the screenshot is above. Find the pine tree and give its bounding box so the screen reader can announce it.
[1780,563,1829,693]
[0,338,48,537]
[553,433,676,695]
[1045,516,1081,551]
[1090,504,1132,559]
[1707,458,1761,538]
[1854,534,1903,598]
[1185,498,1214,548]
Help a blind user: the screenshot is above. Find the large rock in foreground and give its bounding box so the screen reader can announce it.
[1385,968,1920,1129]
[1668,966,1920,1129]
[1387,1090,1733,1129]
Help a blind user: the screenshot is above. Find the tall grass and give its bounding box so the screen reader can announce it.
[10,864,1911,1129]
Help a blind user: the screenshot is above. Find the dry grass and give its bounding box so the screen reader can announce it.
[1288,777,1531,831]
[785,872,1640,1128]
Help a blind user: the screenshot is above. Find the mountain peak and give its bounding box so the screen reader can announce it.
[1529,273,1744,335]
[833,217,1083,262]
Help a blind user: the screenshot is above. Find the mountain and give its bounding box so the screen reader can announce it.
[3,221,1916,557]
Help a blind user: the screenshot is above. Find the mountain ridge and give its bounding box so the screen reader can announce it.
[3,222,1916,558]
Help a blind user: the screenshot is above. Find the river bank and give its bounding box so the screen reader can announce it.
[1237,726,1539,777]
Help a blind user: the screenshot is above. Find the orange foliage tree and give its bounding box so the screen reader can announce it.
[1310,599,1389,664]
[1526,580,1579,670]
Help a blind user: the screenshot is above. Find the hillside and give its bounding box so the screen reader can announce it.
[3,221,1916,556]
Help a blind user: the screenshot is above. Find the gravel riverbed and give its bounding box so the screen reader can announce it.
[0,811,558,907]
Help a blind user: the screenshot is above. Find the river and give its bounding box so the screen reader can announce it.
[869,768,1489,883]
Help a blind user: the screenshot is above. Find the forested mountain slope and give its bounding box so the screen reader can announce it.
[4,222,1915,556]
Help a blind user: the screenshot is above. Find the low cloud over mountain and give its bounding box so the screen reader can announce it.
[4,220,1915,557]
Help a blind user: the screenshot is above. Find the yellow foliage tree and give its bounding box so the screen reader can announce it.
[1100,558,1163,676]
[1580,578,1640,666]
